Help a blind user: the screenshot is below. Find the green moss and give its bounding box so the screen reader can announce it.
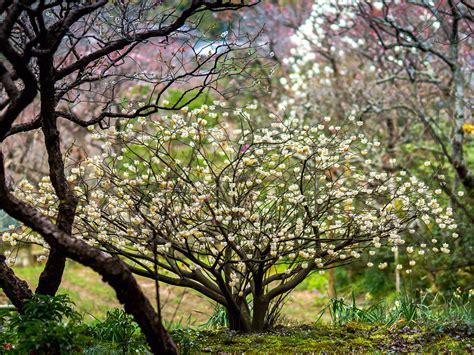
[347,336,375,349]
[345,321,375,332]
[430,335,468,352]
[187,323,472,354]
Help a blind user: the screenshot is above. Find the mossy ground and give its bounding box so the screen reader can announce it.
[174,322,472,354]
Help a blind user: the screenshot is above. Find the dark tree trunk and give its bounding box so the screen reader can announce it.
[226,298,270,333]
[251,298,269,332]
[228,308,252,332]
[35,56,76,296]
[35,248,66,296]
[0,255,33,311]
[225,297,252,332]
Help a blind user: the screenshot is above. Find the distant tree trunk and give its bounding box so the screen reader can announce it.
[448,4,473,193]
[394,247,400,293]
[451,62,470,190]
[327,223,336,298]
[383,110,398,171]
[328,268,336,298]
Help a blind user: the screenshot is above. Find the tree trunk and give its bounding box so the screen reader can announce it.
[34,56,77,296]
[227,300,252,332]
[228,310,250,332]
[328,268,336,298]
[251,298,269,332]
[226,298,269,333]
[448,8,473,192]
[394,247,401,293]
[36,248,66,296]
[451,63,471,190]
[0,255,33,311]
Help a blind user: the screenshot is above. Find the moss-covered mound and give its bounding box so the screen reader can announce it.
[173,322,472,354]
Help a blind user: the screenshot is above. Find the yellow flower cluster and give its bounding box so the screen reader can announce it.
[462,123,474,134]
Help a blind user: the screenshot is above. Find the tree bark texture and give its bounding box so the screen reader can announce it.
[0,255,33,311]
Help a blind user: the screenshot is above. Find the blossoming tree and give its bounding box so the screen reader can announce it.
[14,103,457,331]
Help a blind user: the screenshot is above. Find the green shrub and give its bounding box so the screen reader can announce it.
[170,328,205,355]
[3,294,87,353]
[0,295,150,354]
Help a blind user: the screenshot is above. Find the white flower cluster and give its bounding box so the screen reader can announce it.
[283,1,360,96]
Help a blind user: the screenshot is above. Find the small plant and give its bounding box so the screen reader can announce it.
[396,294,419,323]
[316,292,393,326]
[317,292,473,330]
[201,304,229,329]
[170,328,205,355]
[317,293,417,327]
[88,308,149,353]
[20,294,81,323]
[223,330,238,344]
[416,293,473,332]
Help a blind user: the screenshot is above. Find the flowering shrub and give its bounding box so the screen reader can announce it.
[9,101,457,331]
